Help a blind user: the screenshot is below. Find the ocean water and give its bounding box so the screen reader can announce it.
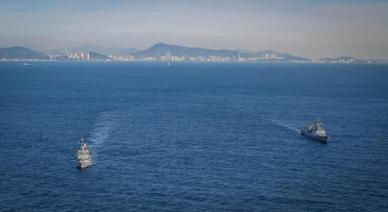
[0,62,387,211]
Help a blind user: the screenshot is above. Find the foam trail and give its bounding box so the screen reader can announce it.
[271,119,300,133]
[88,111,119,162]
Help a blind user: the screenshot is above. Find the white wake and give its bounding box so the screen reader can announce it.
[271,119,300,133]
[88,111,120,161]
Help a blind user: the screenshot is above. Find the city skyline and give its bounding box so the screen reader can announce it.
[1,0,388,60]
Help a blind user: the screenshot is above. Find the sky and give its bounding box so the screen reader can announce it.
[0,0,387,59]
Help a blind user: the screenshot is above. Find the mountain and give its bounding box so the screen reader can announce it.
[0,46,49,60]
[56,45,140,55]
[133,43,238,58]
[133,43,310,62]
[89,51,111,60]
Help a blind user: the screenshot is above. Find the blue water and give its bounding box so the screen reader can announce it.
[1,62,388,211]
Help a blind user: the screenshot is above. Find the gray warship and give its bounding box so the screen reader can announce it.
[301,119,329,143]
[76,137,92,169]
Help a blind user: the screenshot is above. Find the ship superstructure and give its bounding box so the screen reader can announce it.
[301,120,329,143]
[76,137,92,169]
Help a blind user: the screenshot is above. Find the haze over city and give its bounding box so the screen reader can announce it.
[0,0,388,60]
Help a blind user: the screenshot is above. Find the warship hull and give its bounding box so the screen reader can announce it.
[76,141,92,169]
[77,161,92,169]
[301,129,328,143]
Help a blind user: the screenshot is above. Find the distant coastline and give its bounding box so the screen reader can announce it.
[0,43,384,64]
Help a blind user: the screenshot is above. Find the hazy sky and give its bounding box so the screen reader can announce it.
[0,0,387,59]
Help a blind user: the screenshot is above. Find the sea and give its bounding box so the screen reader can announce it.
[0,62,387,211]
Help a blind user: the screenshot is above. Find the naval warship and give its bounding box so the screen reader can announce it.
[76,137,92,169]
[301,119,329,143]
